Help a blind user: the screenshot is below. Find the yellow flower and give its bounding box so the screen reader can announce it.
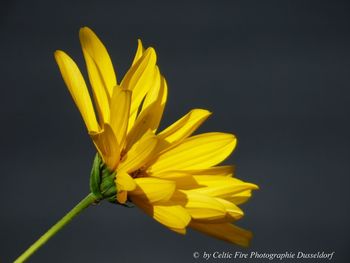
[55,27,258,247]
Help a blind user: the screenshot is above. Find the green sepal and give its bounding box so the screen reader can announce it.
[99,163,116,197]
[89,154,117,200]
[101,181,116,197]
[89,154,103,200]
[89,153,134,208]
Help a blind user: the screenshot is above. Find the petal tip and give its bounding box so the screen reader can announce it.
[79,26,92,35]
[54,50,65,59]
[251,183,260,190]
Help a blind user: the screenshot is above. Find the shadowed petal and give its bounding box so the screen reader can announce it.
[132,198,191,229]
[130,178,176,203]
[190,222,253,247]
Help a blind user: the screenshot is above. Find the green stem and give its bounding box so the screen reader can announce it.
[14,193,98,263]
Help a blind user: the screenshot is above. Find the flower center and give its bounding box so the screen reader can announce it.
[130,168,146,178]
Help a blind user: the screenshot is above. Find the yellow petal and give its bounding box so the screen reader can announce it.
[149,170,192,179]
[167,174,257,192]
[187,176,259,197]
[79,27,114,124]
[170,191,227,221]
[152,205,191,229]
[130,178,176,203]
[126,69,167,149]
[115,171,136,191]
[90,124,120,170]
[159,174,198,189]
[110,87,132,148]
[190,222,253,247]
[187,165,235,177]
[120,48,157,132]
[193,175,239,183]
[79,27,116,96]
[225,190,253,205]
[132,197,191,229]
[116,191,128,204]
[140,68,167,117]
[131,39,144,66]
[54,50,99,132]
[149,166,233,180]
[214,198,244,220]
[157,109,212,151]
[169,227,187,235]
[148,132,237,174]
[158,175,230,190]
[118,131,158,173]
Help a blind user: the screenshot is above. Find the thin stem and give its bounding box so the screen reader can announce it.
[14,193,98,263]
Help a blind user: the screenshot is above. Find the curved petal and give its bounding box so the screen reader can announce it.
[131,39,144,66]
[140,68,166,117]
[116,190,128,204]
[115,171,136,204]
[148,132,237,174]
[225,190,254,205]
[79,27,116,96]
[157,109,212,150]
[187,176,259,197]
[149,165,234,179]
[130,178,176,203]
[132,197,191,229]
[126,69,167,149]
[169,227,186,235]
[214,197,244,220]
[148,170,192,179]
[115,171,136,191]
[118,131,158,173]
[190,222,253,247]
[110,87,131,148]
[54,50,99,132]
[186,165,235,177]
[120,47,157,132]
[170,191,227,221]
[151,205,191,229]
[90,124,120,170]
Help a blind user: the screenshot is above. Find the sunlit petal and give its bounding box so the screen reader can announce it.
[54,50,99,132]
[148,133,237,174]
[79,27,116,96]
[157,109,211,152]
[131,39,144,66]
[110,87,131,148]
[116,170,136,191]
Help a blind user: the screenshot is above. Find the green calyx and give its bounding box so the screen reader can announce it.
[89,154,117,202]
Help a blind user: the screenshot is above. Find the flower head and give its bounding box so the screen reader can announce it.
[55,27,258,247]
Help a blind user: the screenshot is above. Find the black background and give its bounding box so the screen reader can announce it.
[1,0,349,262]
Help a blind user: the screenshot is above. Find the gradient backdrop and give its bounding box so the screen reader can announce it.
[1,0,349,262]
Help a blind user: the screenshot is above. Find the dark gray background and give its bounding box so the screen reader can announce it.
[1,0,349,262]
